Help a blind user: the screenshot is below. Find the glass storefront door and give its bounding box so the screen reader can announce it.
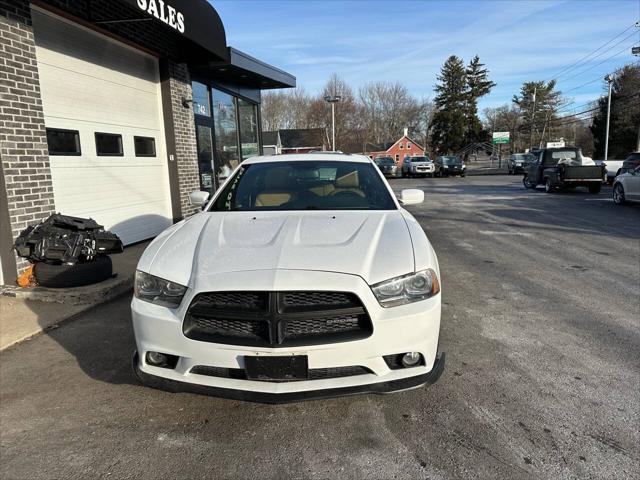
[195,123,215,192]
[192,81,260,192]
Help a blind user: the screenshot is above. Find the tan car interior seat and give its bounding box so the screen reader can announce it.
[255,168,292,207]
[330,170,365,197]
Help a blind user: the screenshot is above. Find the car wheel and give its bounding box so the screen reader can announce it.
[460,173,466,178]
[613,183,626,204]
[523,175,535,189]
[34,256,113,288]
[508,167,513,175]
[544,178,554,193]
[588,183,601,194]
[430,172,435,178]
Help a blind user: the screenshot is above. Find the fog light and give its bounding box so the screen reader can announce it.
[402,352,421,367]
[145,351,178,369]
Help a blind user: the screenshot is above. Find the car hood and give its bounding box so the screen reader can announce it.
[138,210,416,287]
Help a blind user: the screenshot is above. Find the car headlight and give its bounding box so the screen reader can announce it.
[134,270,187,308]
[371,269,440,307]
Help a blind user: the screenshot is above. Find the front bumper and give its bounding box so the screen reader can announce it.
[133,351,445,403]
[131,270,442,402]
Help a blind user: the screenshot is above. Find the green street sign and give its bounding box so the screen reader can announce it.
[492,132,509,144]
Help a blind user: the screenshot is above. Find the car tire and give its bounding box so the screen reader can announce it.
[523,175,535,189]
[34,256,113,288]
[461,173,466,178]
[544,178,554,193]
[588,183,601,194]
[430,172,435,178]
[613,183,626,204]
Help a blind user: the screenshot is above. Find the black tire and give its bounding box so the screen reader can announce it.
[430,172,435,178]
[34,256,113,288]
[460,173,466,178]
[588,183,601,194]
[613,183,626,205]
[523,175,535,189]
[544,178,554,193]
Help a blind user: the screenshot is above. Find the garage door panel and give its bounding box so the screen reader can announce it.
[32,9,158,87]
[38,68,161,130]
[33,7,173,245]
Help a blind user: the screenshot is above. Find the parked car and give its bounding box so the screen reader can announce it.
[132,153,445,403]
[596,158,625,184]
[402,155,437,178]
[613,166,640,205]
[435,156,466,177]
[523,147,605,193]
[374,156,399,177]
[620,152,640,174]
[508,153,533,175]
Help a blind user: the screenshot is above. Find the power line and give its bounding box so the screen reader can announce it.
[546,23,637,81]
[556,41,639,84]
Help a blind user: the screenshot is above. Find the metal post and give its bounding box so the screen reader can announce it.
[331,102,336,151]
[529,86,537,149]
[604,75,613,161]
[324,95,342,152]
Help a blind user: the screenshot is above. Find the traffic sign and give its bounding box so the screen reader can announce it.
[492,132,510,144]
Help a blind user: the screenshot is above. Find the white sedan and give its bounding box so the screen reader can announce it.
[613,166,640,205]
[131,153,444,403]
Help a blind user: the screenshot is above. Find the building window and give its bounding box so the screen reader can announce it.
[95,133,123,156]
[407,143,412,149]
[395,154,400,162]
[399,143,403,149]
[238,98,259,160]
[46,128,81,155]
[192,81,211,117]
[134,136,156,157]
[212,88,239,177]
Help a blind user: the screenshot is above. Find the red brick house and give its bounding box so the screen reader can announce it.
[364,129,426,168]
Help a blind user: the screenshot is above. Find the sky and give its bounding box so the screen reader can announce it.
[213,0,640,117]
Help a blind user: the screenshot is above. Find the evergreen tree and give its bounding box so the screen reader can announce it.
[431,56,467,154]
[465,55,495,143]
[591,64,640,159]
[513,80,562,148]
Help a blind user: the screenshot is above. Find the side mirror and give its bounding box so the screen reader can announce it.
[189,190,210,207]
[399,189,424,205]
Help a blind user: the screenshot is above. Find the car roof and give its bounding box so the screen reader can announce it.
[243,153,372,164]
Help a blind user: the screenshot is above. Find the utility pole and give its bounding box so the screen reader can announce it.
[604,75,613,161]
[324,95,342,151]
[529,86,537,150]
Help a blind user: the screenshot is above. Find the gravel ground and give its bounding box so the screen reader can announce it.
[1,175,638,480]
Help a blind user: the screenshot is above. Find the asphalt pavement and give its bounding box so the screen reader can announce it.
[1,175,638,480]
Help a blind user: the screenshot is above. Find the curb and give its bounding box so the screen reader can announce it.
[0,275,134,351]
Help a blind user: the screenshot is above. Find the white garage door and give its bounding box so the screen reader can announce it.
[32,7,173,245]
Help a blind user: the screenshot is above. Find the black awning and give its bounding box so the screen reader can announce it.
[119,0,228,62]
[191,47,296,90]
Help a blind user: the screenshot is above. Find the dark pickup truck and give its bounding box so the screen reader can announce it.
[523,147,605,194]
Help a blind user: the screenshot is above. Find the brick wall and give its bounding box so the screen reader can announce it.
[165,61,199,217]
[0,0,55,275]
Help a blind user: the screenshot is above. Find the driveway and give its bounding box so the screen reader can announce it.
[1,175,638,479]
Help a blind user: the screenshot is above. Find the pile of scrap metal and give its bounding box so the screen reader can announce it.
[14,214,123,288]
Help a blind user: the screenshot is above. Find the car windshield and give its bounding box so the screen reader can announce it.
[376,158,395,166]
[210,161,396,211]
[442,156,461,164]
[514,154,528,161]
[410,157,430,162]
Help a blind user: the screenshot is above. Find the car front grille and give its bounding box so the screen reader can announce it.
[183,291,372,347]
[190,364,372,382]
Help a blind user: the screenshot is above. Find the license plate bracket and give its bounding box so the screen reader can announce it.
[244,355,308,381]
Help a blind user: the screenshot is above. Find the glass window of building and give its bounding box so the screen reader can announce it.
[238,99,259,160]
[192,81,211,117]
[212,88,239,181]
